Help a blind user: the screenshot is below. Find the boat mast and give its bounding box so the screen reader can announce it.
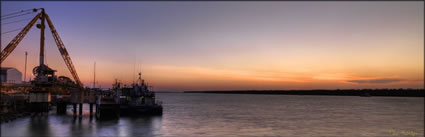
[93,61,96,88]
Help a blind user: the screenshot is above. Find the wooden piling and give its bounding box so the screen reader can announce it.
[79,103,83,118]
[73,104,77,117]
[89,103,93,116]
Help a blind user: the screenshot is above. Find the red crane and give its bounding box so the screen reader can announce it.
[0,8,83,88]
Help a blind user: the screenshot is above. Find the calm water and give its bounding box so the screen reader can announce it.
[1,93,424,137]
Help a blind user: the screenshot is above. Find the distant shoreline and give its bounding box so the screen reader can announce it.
[184,89,424,97]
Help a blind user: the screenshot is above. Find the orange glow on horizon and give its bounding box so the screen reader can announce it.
[1,2,423,91]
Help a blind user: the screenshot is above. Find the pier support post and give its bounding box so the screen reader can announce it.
[56,102,67,114]
[89,103,93,116]
[73,104,77,117]
[79,103,83,118]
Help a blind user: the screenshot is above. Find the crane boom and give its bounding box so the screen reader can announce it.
[0,13,41,63]
[44,12,83,88]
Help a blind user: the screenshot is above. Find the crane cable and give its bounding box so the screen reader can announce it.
[1,27,24,34]
[1,11,36,21]
[1,9,40,34]
[1,17,34,25]
[1,8,37,18]
[1,17,38,34]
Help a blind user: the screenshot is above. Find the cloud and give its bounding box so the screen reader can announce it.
[150,65,310,83]
[312,73,348,80]
[347,78,404,84]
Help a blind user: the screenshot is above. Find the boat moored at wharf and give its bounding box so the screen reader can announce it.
[117,73,163,116]
[95,72,163,119]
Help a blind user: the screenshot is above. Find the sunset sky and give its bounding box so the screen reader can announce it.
[1,2,423,91]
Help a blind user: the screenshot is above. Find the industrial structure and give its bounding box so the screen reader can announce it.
[0,67,22,84]
[1,8,162,120]
[0,8,94,115]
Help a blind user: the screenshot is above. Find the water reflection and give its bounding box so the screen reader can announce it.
[28,115,52,137]
[2,93,424,137]
[7,104,163,137]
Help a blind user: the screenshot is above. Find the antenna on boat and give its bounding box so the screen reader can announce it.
[93,61,96,88]
[133,63,135,85]
[139,61,142,76]
[139,72,142,84]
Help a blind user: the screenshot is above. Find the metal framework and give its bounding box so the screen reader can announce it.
[45,12,82,87]
[0,13,41,63]
[0,9,83,88]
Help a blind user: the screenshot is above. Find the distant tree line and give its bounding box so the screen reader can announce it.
[184,89,424,97]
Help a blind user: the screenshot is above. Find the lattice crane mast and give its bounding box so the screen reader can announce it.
[44,11,82,88]
[0,11,40,63]
[0,8,83,88]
